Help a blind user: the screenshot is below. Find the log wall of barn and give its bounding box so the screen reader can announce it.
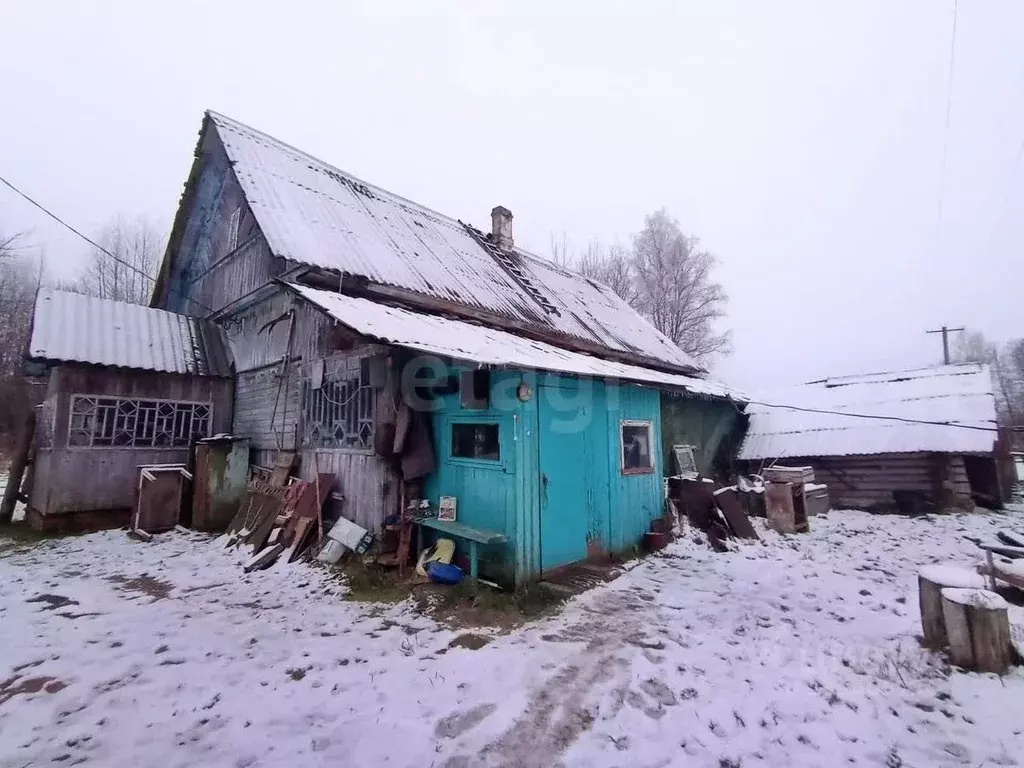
[782,452,973,511]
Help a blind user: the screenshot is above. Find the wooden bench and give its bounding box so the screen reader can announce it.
[979,546,1024,592]
[415,517,507,579]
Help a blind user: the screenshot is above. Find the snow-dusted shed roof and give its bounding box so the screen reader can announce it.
[738,364,998,460]
[289,284,743,401]
[207,111,701,374]
[29,289,231,376]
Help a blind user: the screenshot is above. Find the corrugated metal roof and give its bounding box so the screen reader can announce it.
[738,364,998,460]
[30,289,232,376]
[289,284,743,401]
[208,111,701,373]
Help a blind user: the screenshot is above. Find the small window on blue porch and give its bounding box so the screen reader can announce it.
[452,423,500,461]
[621,420,654,475]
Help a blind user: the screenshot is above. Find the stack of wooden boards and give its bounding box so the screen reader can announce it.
[222,472,335,572]
[667,478,759,552]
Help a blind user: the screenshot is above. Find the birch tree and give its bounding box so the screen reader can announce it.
[560,210,731,365]
[631,210,730,362]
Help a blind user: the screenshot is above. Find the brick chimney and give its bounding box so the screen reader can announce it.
[491,206,514,250]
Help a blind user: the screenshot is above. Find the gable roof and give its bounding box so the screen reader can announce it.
[738,363,998,460]
[288,283,742,401]
[29,289,231,376]
[203,111,702,374]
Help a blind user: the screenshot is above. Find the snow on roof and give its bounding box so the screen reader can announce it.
[738,364,998,460]
[29,289,231,376]
[289,284,743,401]
[207,111,701,373]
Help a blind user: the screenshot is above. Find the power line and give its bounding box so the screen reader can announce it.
[935,0,960,231]
[0,174,214,315]
[742,397,1002,433]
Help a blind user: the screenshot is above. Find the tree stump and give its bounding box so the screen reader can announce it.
[918,564,986,649]
[940,587,1013,673]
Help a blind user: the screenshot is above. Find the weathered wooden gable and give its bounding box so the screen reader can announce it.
[155,125,280,316]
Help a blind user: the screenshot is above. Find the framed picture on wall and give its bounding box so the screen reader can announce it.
[438,496,457,522]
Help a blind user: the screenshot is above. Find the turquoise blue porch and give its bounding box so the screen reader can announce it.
[423,366,664,586]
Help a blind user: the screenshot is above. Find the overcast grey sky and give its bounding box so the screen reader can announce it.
[2,1,1021,388]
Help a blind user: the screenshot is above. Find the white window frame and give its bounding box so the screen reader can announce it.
[620,419,654,475]
[671,444,699,479]
[67,395,213,450]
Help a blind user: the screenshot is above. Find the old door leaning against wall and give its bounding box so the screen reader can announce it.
[537,377,607,572]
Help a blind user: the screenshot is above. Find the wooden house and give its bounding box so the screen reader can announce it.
[24,289,233,530]
[738,364,1002,512]
[25,111,744,582]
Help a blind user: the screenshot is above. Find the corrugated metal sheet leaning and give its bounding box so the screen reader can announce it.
[29,289,232,376]
[207,111,700,373]
[285,283,745,402]
[739,364,998,460]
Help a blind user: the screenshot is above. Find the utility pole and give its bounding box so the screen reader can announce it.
[926,325,965,365]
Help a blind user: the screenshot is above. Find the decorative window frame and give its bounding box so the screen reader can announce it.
[299,354,376,452]
[66,395,212,450]
[620,419,655,475]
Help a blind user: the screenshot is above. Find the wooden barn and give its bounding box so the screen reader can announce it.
[17,110,745,582]
[22,289,233,530]
[738,364,1002,512]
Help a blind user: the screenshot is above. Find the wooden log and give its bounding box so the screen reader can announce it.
[997,530,1024,549]
[918,564,986,649]
[0,410,35,524]
[940,587,1013,673]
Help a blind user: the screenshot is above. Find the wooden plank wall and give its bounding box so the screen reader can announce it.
[189,237,279,314]
[160,127,282,316]
[226,289,399,533]
[790,452,973,510]
[249,446,397,534]
[34,364,233,516]
[233,362,301,451]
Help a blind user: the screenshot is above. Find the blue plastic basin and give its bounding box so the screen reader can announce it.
[427,562,464,585]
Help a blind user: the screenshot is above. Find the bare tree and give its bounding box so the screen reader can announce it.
[0,231,26,260]
[577,240,637,305]
[630,209,730,363]
[952,330,996,364]
[549,231,573,268]
[544,211,730,365]
[75,216,161,304]
[0,233,43,444]
[996,338,1024,428]
[952,330,1024,428]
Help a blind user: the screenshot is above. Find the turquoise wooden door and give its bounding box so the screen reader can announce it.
[538,383,591,572]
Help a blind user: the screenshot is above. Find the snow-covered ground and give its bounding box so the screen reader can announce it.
[1,509,1023,768]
